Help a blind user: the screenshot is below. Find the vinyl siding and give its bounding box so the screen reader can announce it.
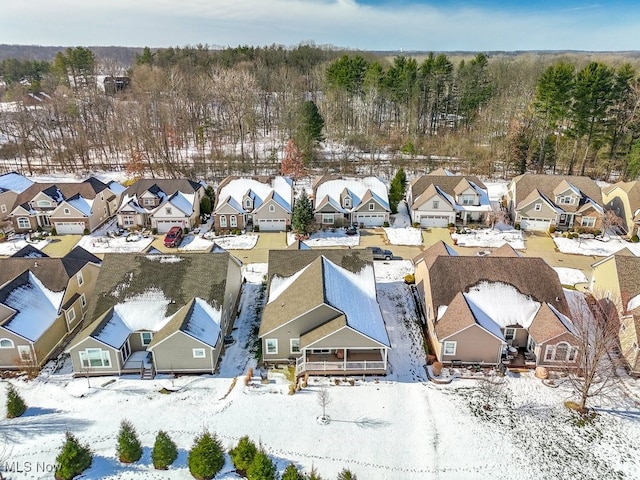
[151,331,220,373]
[0,329,31,368]
[306,326,384,349]
[69,336,122,376]
[440,325,502,364]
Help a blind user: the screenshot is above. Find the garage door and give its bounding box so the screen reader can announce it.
[155,220,182,233]
[520,218,552,231]
[55,222,86,234]
[420,215,449,228]
[355,214,385,227]
[258,219,286,231]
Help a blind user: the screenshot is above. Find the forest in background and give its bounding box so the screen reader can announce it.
[0,43,639,183]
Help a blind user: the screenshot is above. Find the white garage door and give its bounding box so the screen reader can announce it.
[420,215,449,228]
[520,218,552,231]
[155,220,182,233]
[258,219,286,231]
[55,222,86,234]
[355,214,385,227]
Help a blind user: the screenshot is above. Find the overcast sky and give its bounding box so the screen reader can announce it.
[1,0,639,52]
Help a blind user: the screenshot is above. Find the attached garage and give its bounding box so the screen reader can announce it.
[519,217,552,231]
[54,222,86,234]
[258,218,287,231]
[154,220,184,233]
[419,215,450,228]
[355,213,385,227]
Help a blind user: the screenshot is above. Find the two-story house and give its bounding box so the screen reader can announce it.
[312,176,390,227]
[508,174,604,232]
[602,181,640,237]
[407,171,491,228]
[214,176,293,232]
[0,172,33,226]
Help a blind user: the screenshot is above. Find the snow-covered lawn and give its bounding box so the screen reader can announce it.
[452,226,525,250]
[202,233,259,250]
[2,260,640,480]
[384,226,423,246]
[75,233,154,254]
[553,235,640,257]
[553,267,589,286]
[287,229,360,247]
[0,236,49,256]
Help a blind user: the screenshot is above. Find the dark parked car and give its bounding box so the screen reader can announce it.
[370,247,393,260]
[163,226,183,247]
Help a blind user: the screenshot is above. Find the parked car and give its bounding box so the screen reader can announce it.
[370,246,393,260]
[163,226,183,247]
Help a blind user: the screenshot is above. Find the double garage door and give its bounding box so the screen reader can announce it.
[55,222,86,234]
[155,220,183,233]
[519,218,552,231]
[258,218,287,231]
[355,213,386,227]
[419,215,450,228]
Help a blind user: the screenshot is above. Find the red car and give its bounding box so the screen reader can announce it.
[163,226,183,247]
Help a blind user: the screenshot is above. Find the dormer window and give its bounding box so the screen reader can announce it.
[460,194,475,205]
[344,196,352,208]
[558,196,574,205]
[143,198,155,206]
[244,198,253,209]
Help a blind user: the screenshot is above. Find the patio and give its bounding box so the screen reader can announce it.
[295,350,387,376]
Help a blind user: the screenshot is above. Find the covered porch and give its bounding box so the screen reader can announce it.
[295,348,387,376]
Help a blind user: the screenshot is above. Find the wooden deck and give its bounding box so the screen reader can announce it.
[296,351,386,376]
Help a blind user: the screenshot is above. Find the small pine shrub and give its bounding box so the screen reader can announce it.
[432,361,443,377]
[383,221,390,227]
[337,468,358,480]
[514,223,520,230]
[50,228,57,236]
[403,273,415,285]
[632,235,639,243]
[307,466,324,480]
[117,419,142,463]
[55,432,92,480]
[152,430,178,470]
[83,228,89,235]
[6,384,27,418]
[246,450,277,480]
[253,225,260,232]
[188,431,225,480]
[281,463,305,480]
[229,436,257,472]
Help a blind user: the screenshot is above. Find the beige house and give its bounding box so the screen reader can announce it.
[414,241,579,369]
[0,172,33,227]
[260,249,390,376]
[0,247,101,370]
[602,181,640,237]
[590,250,640,375]
[214,176,293,232]
[508,174,604,232]
[407,171,491,228]
[312,176,390,227]
[66,252,242,378]
[9,178,118,234]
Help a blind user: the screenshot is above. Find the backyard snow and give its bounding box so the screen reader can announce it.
[553,235,640,257]
[2,261,640,480]
[0,236,49,256]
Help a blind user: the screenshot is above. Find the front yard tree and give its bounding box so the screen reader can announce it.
[188,431,225,480]
[200,196,212,217]
[229,435,257,473]
[388,168,407,214]
[152,430,178,470]
[116,419,143,463]
[246,449,277,480]
[5,383,27,418]
[292,190,314,235]
[55,432,93,480]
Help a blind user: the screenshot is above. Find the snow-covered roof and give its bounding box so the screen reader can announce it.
[93,310,131,348]
[323,258,390,346]
[0,172,33,193]
[216,177,292,212]
[463,294,505,341]
[2,272,64,342]
[67,196,93,216]
[182,298,222,347]
[464,281,541,329]
[628,293,640,312]
[315,177,389,211]
[161,191,195,215]
[268,263,312,303]
[113,288,172,332]
[107,181,126,194]
[117,195,146,214]
[547,303,578,336]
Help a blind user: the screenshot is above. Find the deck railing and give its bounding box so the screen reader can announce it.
[295,359,385,376]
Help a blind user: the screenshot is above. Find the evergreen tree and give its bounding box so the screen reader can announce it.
[281,463,305,480]
[388,168,407,214]
[152,430,178,470]
[246,450,277,480]
[229,435,257,472]
[292,190,314,235]
[200,196,212,216]
[116,419,143,463]
[294,100,324,165]
[187,431,225,480]
[307,465,324,480]
[54,432,92,480]
[6,383,27,418]
[336,468,357,480]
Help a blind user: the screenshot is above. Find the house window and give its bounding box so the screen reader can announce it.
[244,198,253,209]
[461,195,475,205]
[81,294,87,308]
[140,332,153,346]
[37,200,51,207]
[17,217,30,229]
[269,205,275,212]
[165,207,172,215]
[64,208,70,215]
[344,197,351,208]
[322,214,334,224]
[368,202,375,210]
[192,348,206,358]
[527,336,536,353]
[266,339,278,355]
[534,203,542,212]
[220,215,227,227]
[582,217,595,228]
[66,308,76,324]
[544,345,553,361]
[504,328,516,342]
[558,196,574,205]
[143,198,155,206]
[0,338,14,348]
[432,201,439,209]
[0,204,6,213]
[568,346,578,362]
[554,343,568,361]
[123,216,134,226]
[230,215,237,227]
[17,345,32,362]
[79,348,111,368]
[290,339,300,354]
[77,271,84,286]
[443,341,457,356]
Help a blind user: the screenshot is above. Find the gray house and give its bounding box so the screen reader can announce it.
[66,252,242,378]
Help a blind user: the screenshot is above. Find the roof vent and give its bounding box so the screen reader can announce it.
[34,261,38,268]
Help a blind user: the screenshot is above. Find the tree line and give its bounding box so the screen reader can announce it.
[0,45,639,181]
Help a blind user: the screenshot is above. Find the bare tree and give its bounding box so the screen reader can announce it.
[478,374,506,411]
[317,385,332,423]
[600,210,625,235]
[565,293,623,412]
